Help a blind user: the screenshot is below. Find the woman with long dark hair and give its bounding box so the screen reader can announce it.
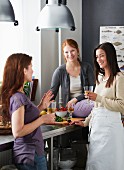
[73,42,124,170]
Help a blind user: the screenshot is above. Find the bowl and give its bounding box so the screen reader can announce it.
[55,111,67,118]
[58,160,76,169]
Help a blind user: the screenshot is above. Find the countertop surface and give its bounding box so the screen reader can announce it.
[0,118,84,145]
[0,124,82,151]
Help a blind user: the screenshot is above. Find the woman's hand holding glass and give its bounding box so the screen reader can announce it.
[67,98,77,107]
[67,103,75,119]
[84,86,94,103]
[84,89,97,102]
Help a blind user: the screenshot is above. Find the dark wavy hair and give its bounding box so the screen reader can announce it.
[94,42,120,87]
[1,53,32,122]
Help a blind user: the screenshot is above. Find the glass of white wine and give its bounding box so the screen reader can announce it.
[51,101,57,113]
[67,103,75,120]
[84,86,94,103]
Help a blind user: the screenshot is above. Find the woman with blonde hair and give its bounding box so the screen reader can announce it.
[51,38,94,107]
[50,39,94,169]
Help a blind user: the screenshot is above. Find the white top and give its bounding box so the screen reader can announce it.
[70,75,82,99]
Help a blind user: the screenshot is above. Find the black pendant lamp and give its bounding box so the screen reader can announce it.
[0,0,18,25]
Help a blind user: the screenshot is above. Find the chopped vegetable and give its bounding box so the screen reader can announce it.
[55,116,63,122]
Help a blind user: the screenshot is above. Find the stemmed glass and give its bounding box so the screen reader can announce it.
[67,103,75,120]
[88,86,94,92]
[84,86,94,103]
[83,86,89,103]
[83,86,89,93]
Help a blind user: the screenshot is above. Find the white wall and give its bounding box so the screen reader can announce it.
[62,0,82,57]
[0,0,42,104]
[21,0,42,104]
[0,0,23,80]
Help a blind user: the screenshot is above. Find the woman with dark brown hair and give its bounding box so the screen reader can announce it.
[74,42,124,170]
[1,53,55,170]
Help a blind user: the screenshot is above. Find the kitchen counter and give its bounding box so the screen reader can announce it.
[0,124,82,170]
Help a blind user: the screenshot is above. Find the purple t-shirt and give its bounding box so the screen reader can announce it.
[9,92,44,165]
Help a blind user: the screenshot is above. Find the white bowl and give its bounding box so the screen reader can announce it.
[58,160,76,169]
[55,111,67,118]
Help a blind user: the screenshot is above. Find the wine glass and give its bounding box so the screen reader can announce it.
[83,86,89,95]
[84,86,94,103]
[47,101,56,114]
[51,101,57,113]
[89,86,94,92]
[83,86,89,103]
[67,103,75,120]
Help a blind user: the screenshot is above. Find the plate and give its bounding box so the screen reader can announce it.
[53,118,84,125]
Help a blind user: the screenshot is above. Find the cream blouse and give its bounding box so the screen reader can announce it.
[84,72,124,126]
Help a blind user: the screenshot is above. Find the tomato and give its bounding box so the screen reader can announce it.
[60,106,64,111]
[59,106,67,111]
[63,107,67,111]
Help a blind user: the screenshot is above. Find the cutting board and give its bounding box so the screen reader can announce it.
[54,117,84,125]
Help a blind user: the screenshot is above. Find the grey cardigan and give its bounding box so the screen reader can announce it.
[50,61,95,107]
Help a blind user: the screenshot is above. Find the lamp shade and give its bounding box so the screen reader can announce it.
[36,0,75,31]
[0,0,18,25]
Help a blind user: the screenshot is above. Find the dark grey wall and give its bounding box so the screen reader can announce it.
[82,0,124,67]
